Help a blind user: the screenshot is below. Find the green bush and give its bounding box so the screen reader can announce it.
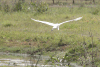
[21,3,28,12]
[4,5,10,12]
[31,2,49,13]
[0,0,23,12]
[2,2,10,12]
[13,0,22,11]
[0,1,48,13]
[92,9,99,15]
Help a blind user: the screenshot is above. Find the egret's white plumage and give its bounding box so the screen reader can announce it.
[31,17,82,31]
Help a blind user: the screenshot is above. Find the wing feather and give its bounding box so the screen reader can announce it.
[31,18,55,26]
[59,17,82,25]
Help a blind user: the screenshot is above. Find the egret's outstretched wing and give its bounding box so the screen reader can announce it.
[73,17,83,21]
[59,17,83,25]
[31,18,55,26]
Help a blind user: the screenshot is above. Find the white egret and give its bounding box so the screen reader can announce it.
[31,17,82,31]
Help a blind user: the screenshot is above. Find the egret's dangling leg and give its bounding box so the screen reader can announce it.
[57,26,59,30]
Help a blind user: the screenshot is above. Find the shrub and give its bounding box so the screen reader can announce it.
[0,0,23,12]
[21,3,28,12]
[4,5,10,12]
[92,9,99,15]
[13,0,22,11]
[31,2,49,13]
[2,2,10,12]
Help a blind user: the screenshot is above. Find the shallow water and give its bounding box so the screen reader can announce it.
[0,59,54,67]
[0,52,82,67]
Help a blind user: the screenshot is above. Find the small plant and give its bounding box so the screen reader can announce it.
[25,37,31,42]
[69,48,75,54]
[3,23,13,27]
[88,44,96,48]
[33,37,38,41]
[92,9,99,15]
[58,38,66,46]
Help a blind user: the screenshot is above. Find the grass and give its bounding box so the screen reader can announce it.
[0,6,100,52]
[0,54,23,59]
[0,3,100,66]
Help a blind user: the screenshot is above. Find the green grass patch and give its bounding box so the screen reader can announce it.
[0,5,100,66]
[0,6,100,52]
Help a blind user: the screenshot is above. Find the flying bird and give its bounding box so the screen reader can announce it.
[31,17,82,31]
